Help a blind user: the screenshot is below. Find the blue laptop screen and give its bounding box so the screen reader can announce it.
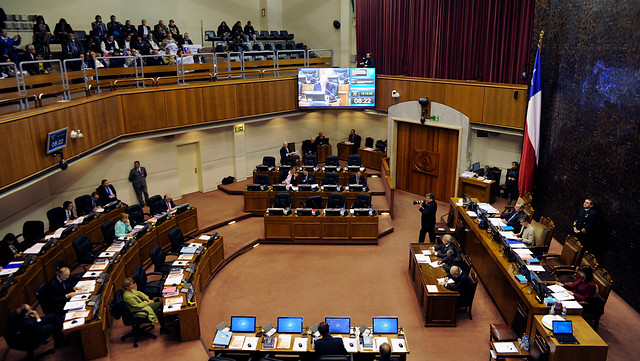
[325,317,351,334]
[230,316,256,332]
[553,320,573,334]
[372,317,398,334]
[277,317,304,333]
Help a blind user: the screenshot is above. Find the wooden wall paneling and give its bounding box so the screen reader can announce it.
[482,87,527,128]
[0,120,39,188]
[28,110,75,170]
[63,103,102,155]
[375,78,410,110]
[164,88,205,127]
[236,82,265,117]
[263,78,297,113]
[409,81,446,104]
[121,92,167,133]
[443,84,485,124]
[92,96,125,143]
[201,84,239,121]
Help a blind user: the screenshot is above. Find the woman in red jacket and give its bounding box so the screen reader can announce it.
[563,265,597,302]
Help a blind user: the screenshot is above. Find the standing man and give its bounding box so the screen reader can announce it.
[418,193,437,243]
[129,161,149,206]
[573,198,597,249]
[348,129,357,143]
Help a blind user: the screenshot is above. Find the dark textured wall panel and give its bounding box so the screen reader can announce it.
[531,0,640,312]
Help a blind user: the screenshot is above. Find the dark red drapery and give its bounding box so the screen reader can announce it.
[355,0,534,84]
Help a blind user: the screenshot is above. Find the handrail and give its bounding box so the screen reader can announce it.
[179,52,217,84]
[381,157,395,218]
[94,55,139,93]
[306,49,334,67]
[275,50,306,76]
[18,59,65,102]
[0,62,24,109]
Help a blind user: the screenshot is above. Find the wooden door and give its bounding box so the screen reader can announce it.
[396,122,458,200]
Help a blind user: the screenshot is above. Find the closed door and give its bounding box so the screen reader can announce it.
[396,122,459,200]
[177,142,202,195]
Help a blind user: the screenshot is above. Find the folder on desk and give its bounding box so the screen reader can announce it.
[277,334,291,349]
[63,318,85,330]
[229,335,245,349]
[374,337,389,350]
[500,225,514,231]
[242,336,259,350]
[391,338,407,352]
[212,330,233,347]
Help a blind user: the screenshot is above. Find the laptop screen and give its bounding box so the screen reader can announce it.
[372,317,398,334]
[472,162,481,172]
[552,320,573,334]
[325,317,351,334]
[277,317,304,333]
[230,316,256,332]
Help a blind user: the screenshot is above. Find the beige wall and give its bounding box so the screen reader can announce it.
[0,110,387,235]
[469,130,523,184]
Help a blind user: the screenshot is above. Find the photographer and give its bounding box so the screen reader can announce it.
[417,193,437,243]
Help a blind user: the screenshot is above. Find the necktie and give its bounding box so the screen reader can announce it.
[106,186,112,195]
[508,211,518,223]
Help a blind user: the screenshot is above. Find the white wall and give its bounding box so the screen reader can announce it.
[0,110,387,235]
[469,130,523,184]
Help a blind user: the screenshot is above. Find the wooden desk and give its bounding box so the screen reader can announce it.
[458,176,497,203]
[338,141,355,160]
[358,147,386,170]
[408,243,458,326]
[533,315,607,361]
[264,213,378,244]
[244,189,370,212]
[252,169,363,187]
[317,144,332,163]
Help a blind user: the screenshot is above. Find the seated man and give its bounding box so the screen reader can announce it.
[63,201,76,222]
[280,141,292,165]
[122,278,169,333]
[313,321,347,358]
[0,29,22,63]
[160,194,176,212]
[279,168,298,187]
[97,179,118,203]
[500,202,524,233]
[349,171,367,187]
[90,192,103,211]
[515,215,537,247]
[46,267,78,316]
[379,342,400,361]
[316,131,328,145]
[439,249,463,273]
[433,234,457,258]
[476,165,497,180]
[9,304,64,349]
[439,265,468,294]
[299,169,316,184]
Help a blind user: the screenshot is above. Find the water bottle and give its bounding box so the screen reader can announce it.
[549,304,555,315]
[522,333,529,351]
[561,305,567,319]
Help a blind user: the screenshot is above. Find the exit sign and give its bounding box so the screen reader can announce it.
[234,124,245,132]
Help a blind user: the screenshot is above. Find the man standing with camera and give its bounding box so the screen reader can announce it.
[418,193,437,243]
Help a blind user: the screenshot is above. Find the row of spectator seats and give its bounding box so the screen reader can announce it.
[216,40,304,53]
[206,30,294,43]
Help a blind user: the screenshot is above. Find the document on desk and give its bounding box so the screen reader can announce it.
[198,234,211,241]
[512,248,533,256]
[414,254,429,263]
[562,300,583,309]
[163,303,180,313]
[89,263,108,271]
[70,293,91,302]
[391,338,407,352]
[429,261,442,268]
[212,330,233,347]
[483,179,493,183]
[421,249,433,255]
[106,245,123,252]
[547,284,567,293]
[293,337,307,351]
[99,251,116,258]
[552,291,575,301]
[526,264,546,272]
[242,336,259,350]
[229,335,245,349]
[64,301,86,311]
[509,242,527,249]
[178,254,195,261]
[23,243,46,255]
[75,280,96,293]
[437,277,454,284]
[164,274,183,286]
[466,211,478,218]
[490,218,505,225]
[277,334,292,349]
[164,295,183,305]
[65,310,90,321]
[493,341,517,353]
[72,216,85,224]
[63,318,85,330]
[500,231,517,239]
[426,285,439,293]
[172,260,189,267]
[374,337,389,350]
[461,171,475,178]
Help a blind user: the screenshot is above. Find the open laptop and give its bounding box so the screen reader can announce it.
[230,316,256,333]
[552,320,579,344]
[372,317,398,334]
[325,317,351,334]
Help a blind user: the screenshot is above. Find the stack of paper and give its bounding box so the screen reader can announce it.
[391,338,407,352]
[164,274,183,286]
[527,264,546,272]
[164,296,183,305]
[483,179,493,183]
[552,291,575,301]
[99,251,116,258]
[414,254,429,263]
[490,218,505,226]
[23,243,46,255]
[89,263,108,271]
[72,217,85,224]
[65,310,90,321]
[437,277,454,284]
[421,249,433,255]
[64,301,86,311]
[293,337,308,351]
[163,303,180,313]
[461,171,476,178]
[500,231,517,239]
[63,318,85,330]
[229,335,245,349]
[547,284,567,293]
[562,300,583,309]
[493,342,517,353]
[466,211,478,218]
[277,334,292,349]
[70,293,91,302]
[478,203,500,213]
[198,234,211,241]
[75,280,96,293]
[426,285,439,293]
[106,245,123,252]
[428,261,442,268]
[52,228,65,238]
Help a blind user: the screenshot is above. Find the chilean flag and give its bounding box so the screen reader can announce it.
[519,43,542,195]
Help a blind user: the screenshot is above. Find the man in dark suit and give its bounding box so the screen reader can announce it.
[500,202,524,233]
[573,198,597,248]
[137,19,152,38]
[279,168,298,186]
[313,76,338,99]
[379,342,400,361]
[316,131,328,145]
[418,193,437,243]
[160,194,176,212]
[90,192,102,210]
[9,304,64,349]
[349,171,367,186]
[434,234,457,258]
[44,267,78,316]
[62,33,84,63]
[313,322,347,358]
[280,141,292,165]
[439,249,463,273]
[440,265,469,294]
[62,201,75,221]
[348,129,357,143]
[128,161,149,206]
[299,169,316,184]
[97,179,118,203]
[476,165,497,181]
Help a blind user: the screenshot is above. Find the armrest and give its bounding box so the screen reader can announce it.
[145,271,165,281]
[539,252,560,260]
[185,235,196,240]
[552,267,576,276]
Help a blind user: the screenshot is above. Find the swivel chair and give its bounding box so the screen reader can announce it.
[100,220,116,248]
[325,155,341,171]
[168,227,194,254]
[322,172,339,185]
[149,245,178,276]
[303,154,318,170]
[72,235,99,265]
[326,193,345,209]
[263,156,276,170]
[352,193,371,208]
[273,193,292,209]
[304,195,323,209]
[46,207,66,232]
[125,204,148,227]
[133,265,164,298]
[147,195,164,215]
[75,194,93,216]
[347,154,362,167]
[112,290,157,347]
[255,174,270,187]
[4,309,54,359]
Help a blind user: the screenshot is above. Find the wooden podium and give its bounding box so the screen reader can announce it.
[317,144,332,163]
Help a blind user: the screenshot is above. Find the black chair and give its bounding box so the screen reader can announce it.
[258,30,270,40]
[46,207,66,232]
[304,195,323,209]
[35,282,56,315]
[269,30,280,39]
[126,204,148,227]
[133,265,164,298]
[322,172,339,185]
[75,194,93,216]
[147,195,164,215]
[327,193,345,208]
[347,154,361,166]
[263,156,276,169]
[168,227,194,254]
[301,139,312,154]
[20,221,45,251]
[352,193,371,208]
[365,136,374,147]
[326,155,339,166]
[150,245,178,276]
[317,356,352,361]
[353,134,361,150]
[280,30,294,40]
[255,174,270,186]
[112,289,157,347]
[4,310,54,359]
[101,220,116,247]
[72,235,99,265]
[458,270,478,319]
[303,154,318,167]
[273,193,292,209]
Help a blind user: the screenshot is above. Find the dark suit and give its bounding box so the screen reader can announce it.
[159,199,176,212]
[279,171,298,186]
[64,209,75,221]
[501,209,523,233]
[444,269,469,292]
[418,199,437,243]
[96,184,118,203]
[505,167,519,201]
[434,242,457,258]
[91,197,102,209]
[348,133,358,143]
[8,310,63,346]
[477,168,497,181]
[62,39,84,60]
[129,166,149,206]
[314,335,347,357]
[45,276,76,316]
[349,173,367,186]
[441,253,463,273]
[299,172,316,184]
[280,146,290,165]
[137,25,152,38]
[19,51,41,75]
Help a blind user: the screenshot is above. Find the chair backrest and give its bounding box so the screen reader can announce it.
[35,283,55,315]
[255,174,269,185]
[274,193,292,208]
[75,194,93,216]
[323,172,339,185]
[317,356,350,361]
[460,253,473,272]
[327,192,345,208]
[306,196,323,209]
[560,235,583,267]
[168,227,185,253]
[529,333,550,361]
[535,216,555,248]
[304,154,318,166]
[580,252,598,269]
[263,156,276,167]
[301,139,312,153]
[287,142,296,152]
[353,134,361,148]
[133,265,148,289]
[46,207,66,232]
[593,267,613,303]
[348,154,361,166]
[147,195,163,215]
[101,220,116,246]
[126,204,145,226]
[326,155,339,166]
[365,136,374,147]
[150,245,166,266]
[512,302,529,337]
[353,193,371,208]
[72,235,94,264]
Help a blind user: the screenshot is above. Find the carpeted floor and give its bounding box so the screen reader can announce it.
[1,183,638,361]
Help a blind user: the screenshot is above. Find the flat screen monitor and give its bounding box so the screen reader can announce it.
[298,68,375,108]
[46,128,68,155]
[325,317,351,334]
[471,162,481,172]
[277,317,303,334]
[230,316,256,332]
[372,317,398,334]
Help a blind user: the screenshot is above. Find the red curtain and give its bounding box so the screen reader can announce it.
[356,0,534,84]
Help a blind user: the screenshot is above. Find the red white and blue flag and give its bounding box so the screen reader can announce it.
[519,42,542,195]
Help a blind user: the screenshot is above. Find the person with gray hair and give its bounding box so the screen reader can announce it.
[516,214,536,247]
[433,234,457,258]
[501,202,525,233]
[439,265,468,293]
[439,248,463,273]
[379,342,400,361]
[418,192,437,243]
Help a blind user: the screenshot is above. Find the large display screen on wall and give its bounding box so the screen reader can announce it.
[298,68,376,108]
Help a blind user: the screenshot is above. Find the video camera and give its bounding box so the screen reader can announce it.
[412,200,426,206]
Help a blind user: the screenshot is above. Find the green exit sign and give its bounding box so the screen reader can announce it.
[430,115,439,122]
[234,124,245,132]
